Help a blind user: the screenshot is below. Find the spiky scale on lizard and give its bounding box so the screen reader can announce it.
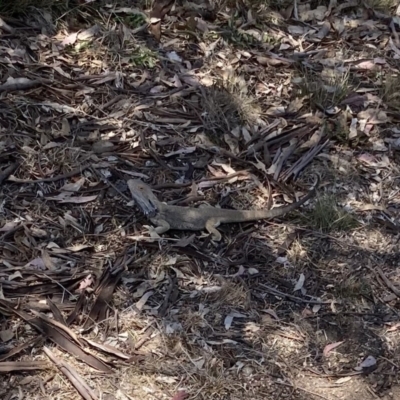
[127,176,319,241]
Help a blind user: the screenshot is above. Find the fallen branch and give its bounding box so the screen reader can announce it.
[0,361,49,372]
[43,347,99,400]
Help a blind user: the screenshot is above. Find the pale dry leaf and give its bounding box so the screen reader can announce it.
[223,134,239,154]
[212,162,236,174]
[172,74,183,87]
[357,109,388,124]
[66,244,93,252]
[78,275,94,291]
[230,265,246,277]
[60,32,78,47]
[276,256,294,268]
[299,5,327,21]
[371,138,387,152]
[113,7,147,18]
[256,56,290,67]
[323,341,344,357]
[201,286,222,294]
[181,74,200,86]
[8,271,22,281]
[287,97,304,113]
[46,242,60,249]
[41,251,56,270]
[192,359,205,369]
[43,142,62,150]
[251,159,268,173]
[61,195,98,204]
[150,85,165,94]
[165,256,178,266]
[357,153,389,168]
[248,267,259,275]
[77,25,100,40]
[164,146,196,157]
[59,118,71,136]
[386,322,400,332]
[312,303,321,313]
[60,178,85,192]
[266,105,285,115]
[335,376,352,384]
[24,257,47,270]
[242,127,252,143]
[294,273,305,291]
[263,309,279,320]
[135,291,154,311]
[333,18,345,34]
[279,43,291,51]
[0,221,19,232]
[156,376,177,384]
[349,118,358,139]
[354,60,382,70]
[166,51,182,62]
[206,165,222,179]
[224,314,234,330]
[200,76,213,86]
[355,355,376,370]
[0,329,14,342]
[46,193,98,203]
[91,72,118,85]
[94,224,103,234]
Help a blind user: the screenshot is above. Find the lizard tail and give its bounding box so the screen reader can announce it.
[264,174,320,218]
[242,174,320,221]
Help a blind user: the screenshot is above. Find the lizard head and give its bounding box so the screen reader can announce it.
[127,179,159,218]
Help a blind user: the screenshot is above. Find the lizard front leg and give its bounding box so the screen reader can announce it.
[205,218,222,241]
[150,217,171,234]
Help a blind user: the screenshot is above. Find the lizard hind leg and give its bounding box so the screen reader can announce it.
[150,218,171,234]
[205,218,222,241]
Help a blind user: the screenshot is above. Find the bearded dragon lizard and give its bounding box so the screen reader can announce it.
[128,176,319,241]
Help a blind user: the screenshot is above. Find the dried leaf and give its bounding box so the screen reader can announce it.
[224,314,234,330]
[355,355,377,371]
[60,178,85,192]
[335,376,352,384]
[78,275,94,291]
[223,134,239,154]
[293,273,305,291]
[135,291,154,311]
[60,118,71,136]
[0,329,14,342]
[0,221,19,232]
[323,341,344,357]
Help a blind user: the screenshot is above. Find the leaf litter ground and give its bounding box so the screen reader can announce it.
[1,1,400,399]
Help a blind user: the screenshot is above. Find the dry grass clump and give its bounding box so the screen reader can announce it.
[305,194,359,232]
[200,74,261,145]
[295,67,353,112]
[381,74,400,110]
